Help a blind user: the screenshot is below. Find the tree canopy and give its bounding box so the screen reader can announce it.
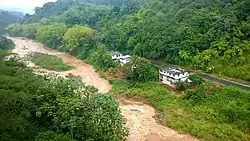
[123,56,157,82]
[0,54,127,141]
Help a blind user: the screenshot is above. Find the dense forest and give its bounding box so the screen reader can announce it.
[8,0,250,81]
[0,53,126,140]
[3,0,250,140]
[0,9,23,34]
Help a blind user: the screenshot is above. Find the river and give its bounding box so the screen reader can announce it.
[10,37,198,141]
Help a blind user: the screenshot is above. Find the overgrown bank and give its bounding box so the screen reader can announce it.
[5,0,250,140]
[31,52,72,71]
[109,78,250,141]
[0,36,14,51]
[0,54,127,141]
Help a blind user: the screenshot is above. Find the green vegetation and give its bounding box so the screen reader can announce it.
[110,78,250,141]
[0,9,22,34]
[8,0,250,81]
[174,81,189,91]
[62,25,96,58]
[0,54,127,141]
[31,52,71,71]
[5,0,250,140]
[86,44,117,70]
[0,36,14,50]
[123,56,157,82]
[36,24,67,49]
[188,73,203,86]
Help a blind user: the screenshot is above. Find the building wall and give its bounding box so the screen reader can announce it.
[111,54,122,60]
[159,73,189,87]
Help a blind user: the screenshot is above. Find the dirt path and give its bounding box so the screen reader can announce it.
[10,37,198,141]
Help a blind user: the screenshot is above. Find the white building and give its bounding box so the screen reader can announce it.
[119,55,132,65]
[159,66,190,86]
[108,51,123,60]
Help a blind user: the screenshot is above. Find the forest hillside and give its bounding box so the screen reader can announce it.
[9,0,250,81]
[0,9,23,34]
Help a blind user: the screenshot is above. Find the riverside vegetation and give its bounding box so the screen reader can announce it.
[4,0,250,140]
[31,52,72,71]
[0,42,127,140]
[7,0,250,81]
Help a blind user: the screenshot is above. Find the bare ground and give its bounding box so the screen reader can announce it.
[9,37,198,141]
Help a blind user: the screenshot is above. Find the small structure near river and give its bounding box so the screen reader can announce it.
[109,51,132,65]
[159,66,191,87]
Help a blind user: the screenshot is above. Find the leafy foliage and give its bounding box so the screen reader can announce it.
[36,24,67,49]
[0,36,14,50]
[86,44,117,70]
[123,56,157,82]
[174,81,189,91]
[35,131,75,141]
[31,52,72,71]
[62,25,95,58]
[0,55,127,141]
[110,78,250,141]
[188,73,202,86]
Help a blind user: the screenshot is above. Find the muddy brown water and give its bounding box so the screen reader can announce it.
[10,37,198,141]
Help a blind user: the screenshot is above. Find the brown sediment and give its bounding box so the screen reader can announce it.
[10,37,198,141]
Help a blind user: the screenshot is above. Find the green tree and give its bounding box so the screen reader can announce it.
[8,23,23,37]
[35,131,76,141]
[188,73,202,86]
[174,81,189,91]
[62,25,96,59]
[0,36,14,51]
[36,24,67,49]
[123,56,157,82]
[22,23,41,39]
[62,8,81,27]
[0,54,127,141]
[86,44,117,70]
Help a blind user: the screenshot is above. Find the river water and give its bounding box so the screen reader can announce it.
[10,37,198,141]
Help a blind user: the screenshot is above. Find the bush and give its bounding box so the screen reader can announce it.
[0,54,127,141]
[35,131,75,141]
[184,84,207,103]
[111,77,250,141]
[174,81,189,91]
[188,73,202,85]
[0,36,14,51]
[123,56,157,82]
[31,52,71,71]
[86,44,117,70]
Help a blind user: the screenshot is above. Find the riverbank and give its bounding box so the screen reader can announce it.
[10,37,198,141]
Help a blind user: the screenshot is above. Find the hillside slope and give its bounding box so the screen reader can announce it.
[0,9,23,34]
[9,0,250,81]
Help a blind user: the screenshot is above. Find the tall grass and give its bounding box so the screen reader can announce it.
[110,78,250,141]
[31,52,71,71]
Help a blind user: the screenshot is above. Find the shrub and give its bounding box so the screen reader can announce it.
[188,73,202,85]
[86,44,117,70]
[31,52,71,71]
[123,56,157,82]
[174,81,189,91]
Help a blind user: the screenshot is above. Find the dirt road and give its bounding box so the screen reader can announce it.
[10,37,198,141]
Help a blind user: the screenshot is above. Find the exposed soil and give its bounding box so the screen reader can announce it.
[10,37,111,93]
[10,37,198,141]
